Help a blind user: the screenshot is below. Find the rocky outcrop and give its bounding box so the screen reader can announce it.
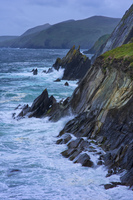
[16,89,56,119]
[15,41,133,187]
[56,42,133,187]
[53,45,91,80]
[92,4,133,63]
[15,89,72,121]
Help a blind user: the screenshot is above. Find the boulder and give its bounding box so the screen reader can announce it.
[64,82,69,86]
[74,153,93,167]
[54,78,61,82]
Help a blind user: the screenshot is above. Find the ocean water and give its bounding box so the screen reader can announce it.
[0,48,132,200]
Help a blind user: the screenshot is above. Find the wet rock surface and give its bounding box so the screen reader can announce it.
[15,49,133,187]
[53,45,91,80]
[13,13,133,188]
[15,89,57,119]
[104,182,125,190]
[31,68,38,75]
[56,52,133,187]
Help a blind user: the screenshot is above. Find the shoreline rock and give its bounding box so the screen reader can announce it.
[53,45,91,80]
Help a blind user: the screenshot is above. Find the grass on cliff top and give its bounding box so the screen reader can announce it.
[102,42,133,65]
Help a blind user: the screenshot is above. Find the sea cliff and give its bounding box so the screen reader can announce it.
[92,4,133,63]
[16,42,133,187]
[15,4,133,188]
[57,43,133,187]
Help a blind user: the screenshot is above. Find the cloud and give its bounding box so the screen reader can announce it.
[27,0,69,7]
[0,0,132,35]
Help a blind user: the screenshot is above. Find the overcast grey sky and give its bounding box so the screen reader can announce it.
[0,0,132,36]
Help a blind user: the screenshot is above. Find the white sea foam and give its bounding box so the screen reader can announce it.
[0,48,132,200]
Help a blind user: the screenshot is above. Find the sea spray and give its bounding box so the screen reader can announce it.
[0,48,132,200]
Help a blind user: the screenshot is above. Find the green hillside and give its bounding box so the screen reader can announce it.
[0,16,120,49]
[0,24,51,48]
[21,23,51,36]
[83,34,110,54]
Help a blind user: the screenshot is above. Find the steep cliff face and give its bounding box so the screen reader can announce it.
[15,42,133,186]
[58,43,133,186]
[92,4,133,63]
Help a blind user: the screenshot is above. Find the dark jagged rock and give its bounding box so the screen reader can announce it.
[56,133,72,144]
[16,89,57,119]
[56,42,133,186]
[74,153,93,167]
[42,68,53,74]
[46,67,53,73]
[15,88,72,121]
[42,70,47,73]
[53,45,91,80]
[64,82,69,86]
[104,182,124,190]
[33,68,38,75]
[54,78,61,82]
[14,5,133,188]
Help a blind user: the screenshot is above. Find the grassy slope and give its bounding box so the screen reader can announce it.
[101,42,133,78]
[103,42,133,61]
[9,16,120,49]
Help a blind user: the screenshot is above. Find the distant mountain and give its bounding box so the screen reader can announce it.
[0,16,120,49]
[21,23,51,36]
[0,36,18,42]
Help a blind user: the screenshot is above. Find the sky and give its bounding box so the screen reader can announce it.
[0,0,133,36]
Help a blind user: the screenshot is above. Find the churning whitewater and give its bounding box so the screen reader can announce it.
[0,48,132,200]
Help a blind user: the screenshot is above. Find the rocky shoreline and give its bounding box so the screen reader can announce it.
[14,4,133,189]
[14,44,133,188]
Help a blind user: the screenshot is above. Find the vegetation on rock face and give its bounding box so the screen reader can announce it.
[101,42,133,78]
[15,42,133,187]
[13,4,133,188]
[103,42,133,59]
[92,4,133,63]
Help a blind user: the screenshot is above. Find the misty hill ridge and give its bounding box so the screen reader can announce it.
[0,16,120,49]
[21,23,51,36]
[0,36,18,43]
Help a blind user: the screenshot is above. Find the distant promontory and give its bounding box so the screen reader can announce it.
[0,16,120,49]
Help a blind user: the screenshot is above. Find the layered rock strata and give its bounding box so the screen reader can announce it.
[53,45,91,80]
[56,43,133,187]
[16,43,133,187]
